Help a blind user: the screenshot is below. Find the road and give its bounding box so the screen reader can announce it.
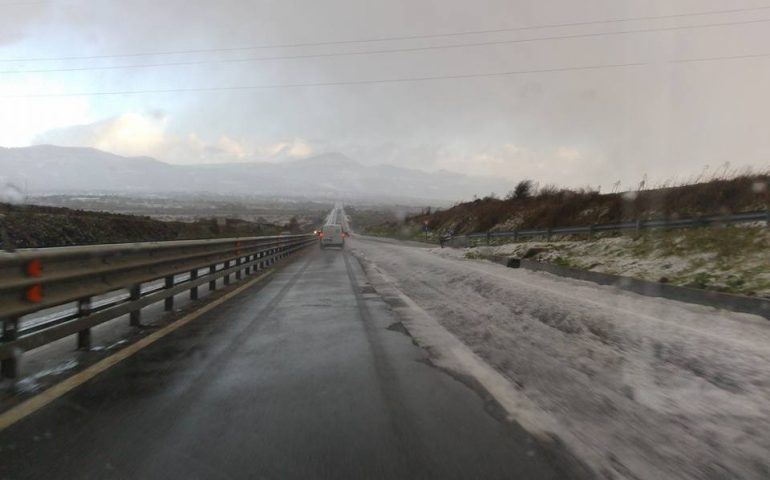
[0,225,565,478]
[347,230,770,479]
[325,202,349,229]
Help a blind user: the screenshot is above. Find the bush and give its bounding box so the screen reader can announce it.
[514,179,534,199]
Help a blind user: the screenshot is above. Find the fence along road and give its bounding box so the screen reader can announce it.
[0,234,316,379]
[447,209,769,246]
[0,206,564,480]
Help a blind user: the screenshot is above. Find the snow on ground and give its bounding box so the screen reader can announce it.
[349,236,770,480]
[456,227,770,298]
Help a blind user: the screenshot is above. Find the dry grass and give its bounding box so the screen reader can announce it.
[415,173,769,235]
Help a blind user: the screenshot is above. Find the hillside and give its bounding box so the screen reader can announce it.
[409,174,770,235]
[355,175,770,297]
[0,145,507,203]
[0,203,290,248]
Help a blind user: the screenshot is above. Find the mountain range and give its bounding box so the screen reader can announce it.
[0,145,509,203]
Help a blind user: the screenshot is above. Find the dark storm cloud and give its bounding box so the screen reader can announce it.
[4,0,770,190]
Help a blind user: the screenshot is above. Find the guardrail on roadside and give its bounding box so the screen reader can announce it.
[445,209,769,246]
[0,234,317,379]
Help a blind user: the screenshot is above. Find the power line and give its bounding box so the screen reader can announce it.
[673,52,770,64]
[2,4,770,63]
[3,16,770,75]
[0,62,648,97]
[3,46,769,99]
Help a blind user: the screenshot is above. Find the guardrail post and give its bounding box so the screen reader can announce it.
[635,220,642,235]
[236,257,242,280]
[588,224,595,239]
[209,265,216,291]
[190,269,199,300]
[224,261,231,285]
[164,275,174,311]
[513,230,518,242]
[486,232,491,246]
[129,284,141,326]
[1,317,20,379]
[546,228,552,242]
[77,297,92,350]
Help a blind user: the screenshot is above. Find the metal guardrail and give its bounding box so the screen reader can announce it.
[447,209,769,246]
[0,234,317,379]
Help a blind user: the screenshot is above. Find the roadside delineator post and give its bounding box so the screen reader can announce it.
[129,284,141,326]
[1,317,19,379]
[235,242,242,280]
[190,269,199,300]
[1,259,43,377]
[209,265,216,291]
[164,275,174,311]
[77,297,91,350]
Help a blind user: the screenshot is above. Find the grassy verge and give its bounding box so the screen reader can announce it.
[464,225,770,298]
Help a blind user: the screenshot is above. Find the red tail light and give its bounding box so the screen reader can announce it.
[319,232,324,238]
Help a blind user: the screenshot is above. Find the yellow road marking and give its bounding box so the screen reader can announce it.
[0,269,276,431]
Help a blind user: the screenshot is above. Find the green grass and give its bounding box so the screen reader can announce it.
[629,226,765,259]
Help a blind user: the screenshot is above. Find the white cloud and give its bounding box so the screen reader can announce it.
[254,138,314,160]
[556,147,581,162]
[33,113,316,164]
[0,80,92,147]
[90,113,167,157]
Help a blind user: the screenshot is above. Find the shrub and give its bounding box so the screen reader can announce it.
[514,179,534,199]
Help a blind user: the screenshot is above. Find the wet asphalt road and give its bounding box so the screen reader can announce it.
[0,245,565,479]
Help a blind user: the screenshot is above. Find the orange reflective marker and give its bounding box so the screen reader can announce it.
[25,259,42,277]
[25,284,42,303]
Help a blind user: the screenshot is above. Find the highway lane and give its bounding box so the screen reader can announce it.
[0,241,565,479]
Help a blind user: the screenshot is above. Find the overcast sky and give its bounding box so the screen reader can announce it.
[1,0,769,192]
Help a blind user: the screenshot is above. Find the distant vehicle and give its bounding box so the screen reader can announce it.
[320,224,344,249]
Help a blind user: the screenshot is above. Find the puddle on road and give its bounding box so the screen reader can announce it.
[15,359,79,395]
